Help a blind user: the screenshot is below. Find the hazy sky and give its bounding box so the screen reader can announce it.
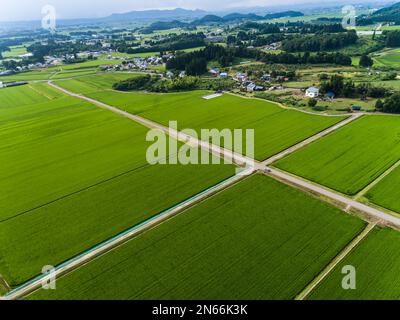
[0,0,335,21]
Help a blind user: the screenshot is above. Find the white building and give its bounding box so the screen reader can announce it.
[305,87,320,98]
[247,83,256,92]
[0,81,3,89]
[220,72,228,79]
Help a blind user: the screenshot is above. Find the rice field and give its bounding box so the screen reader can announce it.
[365,164,400,213]
[53,79,346,161]
[28,174,365,300]
[53,73,140,94]
[309,227,400,300]
[0,84,235,286]
[0,59,123,82]
[274,116,400,195]
[374,49,400,68]
[0,83,61,108]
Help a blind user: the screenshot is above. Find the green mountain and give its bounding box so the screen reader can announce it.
[359,2,400,24]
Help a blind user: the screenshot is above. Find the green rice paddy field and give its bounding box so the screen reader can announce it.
[0,59,124,82]
[309,227,400,300]
[53,73,139,94]
[365,164,400,213]
[374,48,400,68]
[54,76,347,161]
[0,83,62,107]
[29,174,365,300]
[274,116,400,195]
[0,84,235,287]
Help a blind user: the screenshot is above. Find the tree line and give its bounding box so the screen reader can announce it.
[281,31,358,52]
[166,45,353,75]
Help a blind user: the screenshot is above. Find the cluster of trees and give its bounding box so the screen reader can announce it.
[260,51,352,65]
[376,93,400,113]
[167,45,353,75]
[282,31,358,52]
[0,38,30,53]
[112,74,156,91]
[122,33,206,54]
[2,56,44,70]
[26,40,103,62]
[112,74,236,93]
[227,33,284,47]
[359,55,374,67]
[385,31,400,47]
[320,75,389,98]
[284,22,346,34]
[237,22,281,34]
[166,45,242,74]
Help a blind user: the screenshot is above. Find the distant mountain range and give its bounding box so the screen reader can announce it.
[141,10,304,32]
[102,8,304,24]
[103,8,207,22]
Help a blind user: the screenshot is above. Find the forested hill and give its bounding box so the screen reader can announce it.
[359,2,400,25]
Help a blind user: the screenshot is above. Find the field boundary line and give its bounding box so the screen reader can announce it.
[265,167,400,227]
[27,84,54,100]
[295,222,376,300]
[354,158,400,201]
[48,82,258,168]
[2,172,251,300]
[262,114,363,165]
[49,81,400,229]
[0,275,11,294]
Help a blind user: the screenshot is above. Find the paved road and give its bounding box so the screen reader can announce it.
[50,81,400,229]
[266,167,400,227]
[5,81,393,300]
[48,82,258,170]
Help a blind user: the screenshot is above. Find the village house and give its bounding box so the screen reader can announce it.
[260,74,271,81]
[235,72,248,82]
[205,35,225,43]
[305,87,320,98]
[209,68,220,77]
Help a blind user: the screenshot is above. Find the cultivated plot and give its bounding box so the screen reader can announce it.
[0,84,235,286]
[309,227,400,300]
[0,83,61,108]
[274,116,400,195]
[365,164,400,213]
[28,174,365,300]
[53,80,346,161]
[54,73,139,95]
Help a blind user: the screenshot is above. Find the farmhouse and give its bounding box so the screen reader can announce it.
[235,72,247,82]
[220,72,228,78]
[247,83,256,92]
[305,87,320,98]
[209,68,219,76]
